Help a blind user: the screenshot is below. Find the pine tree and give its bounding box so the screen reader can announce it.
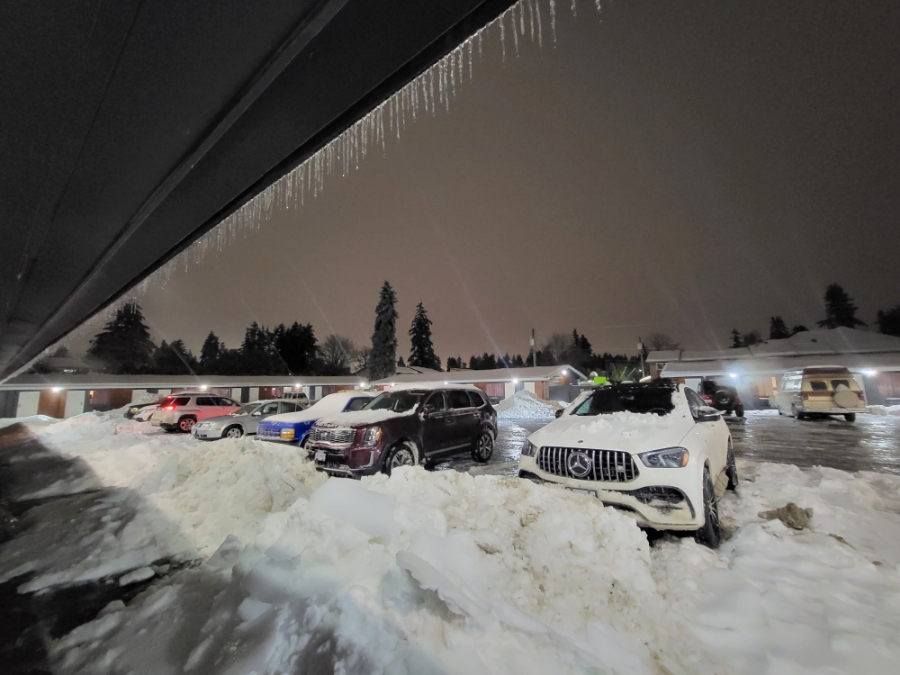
[408,303,440,370]
[370,281,399,380]
[87,302,156,373]
[769,316,791,340]
[818,283,866,329]
[791,324,809,335]
[274,322,317,375]
[446,357,458,370]
[730,329,743,348]
[877,305,900,337]
[152,339,198,375]
[200,331,222,374]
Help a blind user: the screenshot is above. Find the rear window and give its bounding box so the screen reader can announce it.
[216,397,237,406]
[830,379,851,389]
[809,381,828,392]
[346,397,370,412]
[196,397,215,406]
[162,396,191,407]
[447,390,472,409]
[468,391,485,407]
[574,387,675,416]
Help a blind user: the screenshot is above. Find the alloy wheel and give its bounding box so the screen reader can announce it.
[225,427,243,439]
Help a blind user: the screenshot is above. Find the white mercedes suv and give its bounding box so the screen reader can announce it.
[517,382,737,547]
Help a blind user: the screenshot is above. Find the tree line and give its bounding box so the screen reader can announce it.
[729,283,900,348]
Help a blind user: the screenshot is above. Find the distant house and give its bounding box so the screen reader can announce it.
[646,327,900,407]
[370,365,586,403]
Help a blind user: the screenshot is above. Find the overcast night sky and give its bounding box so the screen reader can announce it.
[133,0,900,361]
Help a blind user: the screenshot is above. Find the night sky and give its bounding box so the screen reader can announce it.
[135,0,900,361]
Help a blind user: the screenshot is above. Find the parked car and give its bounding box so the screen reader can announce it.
[257,391,375,445]
[281,391,310,407]
[307,385,498,478]
[124,401,159,419]
[133,404,159,422]
[698,379,745,417]
[151,393,241,432]
[774,366,867,422]
[517,381,736,548]
[191,399,305,440]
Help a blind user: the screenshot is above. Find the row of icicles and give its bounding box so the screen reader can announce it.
[59,0,605,352]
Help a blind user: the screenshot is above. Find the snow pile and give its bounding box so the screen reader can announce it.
[495,390,563,420]
[867,405,900,417]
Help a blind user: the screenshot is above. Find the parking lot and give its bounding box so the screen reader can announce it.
[445,411,900,477]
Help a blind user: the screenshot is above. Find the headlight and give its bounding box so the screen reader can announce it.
[361,426,382,447]
[521,440,537,457]
[638,447,690,468]
[280,428,295,439]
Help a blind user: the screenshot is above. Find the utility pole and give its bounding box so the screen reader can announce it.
[531,329,536,368]
[638,336,646,379]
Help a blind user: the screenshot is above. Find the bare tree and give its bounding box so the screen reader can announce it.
[541,333,572,364]
[353,345,372,373]
[644,332,680,351]
[318,334,356,374]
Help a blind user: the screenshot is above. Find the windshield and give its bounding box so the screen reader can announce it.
[364,391,425,413]
[233,403,261,415]
[574,388,675,416]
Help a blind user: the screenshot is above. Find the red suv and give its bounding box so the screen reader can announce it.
[307,386,498,477]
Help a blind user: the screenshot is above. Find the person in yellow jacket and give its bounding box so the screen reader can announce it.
[590,371,609,386]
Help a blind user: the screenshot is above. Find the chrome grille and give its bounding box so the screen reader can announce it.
[258,425,281,437]
[536,447,639,482]
[311,427,356,445]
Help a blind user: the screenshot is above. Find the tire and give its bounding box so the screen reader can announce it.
[382,441,418,476]
[791,404,805,421]
[734,405,745,418]
[725,442,739,491]
[178,416,196,433]
[694,467,721,549]
[224,426,243,439]
[471,430,494,463]
[299,435,310,449]
[714,390,734,408]
[844,413,856,423]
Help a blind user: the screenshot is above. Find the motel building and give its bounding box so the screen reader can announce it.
[646,327,900,408]
[0,365,585,420]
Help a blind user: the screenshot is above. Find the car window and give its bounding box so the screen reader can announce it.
[162,396,191,407]
[196,396,215,406]
[574,387,675,416]
[447,390,471,410]
[809,380,828,392]
[831,379,850,389]
[260,402,279,415]
[345,397,371,412]
[468,391,485,408]
[365,391,425,413]
[216,397,236,406]
[279,402,296,413]
[235,403,261,415]
[426,392,447,411]
[684,388,705,419]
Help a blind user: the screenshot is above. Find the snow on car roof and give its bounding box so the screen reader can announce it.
[263,391,374,423]
[385,381,483,392]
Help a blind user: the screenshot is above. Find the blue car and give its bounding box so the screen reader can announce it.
[257,391,374,446]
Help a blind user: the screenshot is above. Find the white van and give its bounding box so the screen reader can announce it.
[775,366,867,422]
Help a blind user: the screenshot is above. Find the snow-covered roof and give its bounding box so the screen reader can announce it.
[0,373,369,391]
[370,365,586,386]
[662,351,900,378]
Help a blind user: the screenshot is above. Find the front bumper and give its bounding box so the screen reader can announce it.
[191,425,224,440]
[517,454,702,530]
[307,440,385,478]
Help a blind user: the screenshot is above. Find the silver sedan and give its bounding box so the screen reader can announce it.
[191,399,305,440]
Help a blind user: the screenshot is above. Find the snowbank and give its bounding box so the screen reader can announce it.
[4,412,900,674]
[867,405,900,417]
[495,390,563,420]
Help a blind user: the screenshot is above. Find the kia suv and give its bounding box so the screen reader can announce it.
[151,393,241,432]
[307,386,497,477]
[517,382,736,548]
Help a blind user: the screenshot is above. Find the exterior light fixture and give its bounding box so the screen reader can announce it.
[513,379,519,384]
[200,385,208,391]
[729,373,738,379]
[561,369,568,375]
[864,369,878,377]
[51,386,62,393]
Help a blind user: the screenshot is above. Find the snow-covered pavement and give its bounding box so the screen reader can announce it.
[1,411,900,674]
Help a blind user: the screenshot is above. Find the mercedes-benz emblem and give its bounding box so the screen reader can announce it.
[567,451,592,479]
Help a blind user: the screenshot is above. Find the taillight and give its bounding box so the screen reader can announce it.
[801,393,810,400]
[164,405,175,411]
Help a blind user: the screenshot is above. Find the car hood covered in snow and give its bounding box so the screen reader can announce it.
[529,410,695,454]
[315,408,417,428]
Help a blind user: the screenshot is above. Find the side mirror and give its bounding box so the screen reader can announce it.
[555,409,564,418]
[696,405,720,422]
[422,404,435,414]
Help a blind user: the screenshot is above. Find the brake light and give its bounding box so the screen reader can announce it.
[164,405,175,411]
[801,393,809,400]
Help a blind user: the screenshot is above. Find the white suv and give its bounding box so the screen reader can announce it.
[151,393,240,433]
[517,382,736,547]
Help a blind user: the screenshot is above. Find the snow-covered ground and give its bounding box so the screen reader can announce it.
[2,411,900,674]
[495,390,564,420]
[868,404,900,417]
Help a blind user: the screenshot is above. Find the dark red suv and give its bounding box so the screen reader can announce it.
[307,386,498,477]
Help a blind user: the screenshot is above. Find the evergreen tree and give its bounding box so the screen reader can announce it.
[877,305,900,337]
[88,302,156,373]
[408,303,441,370]
[397,356,406,367]
[769,316,791,340]
[742,330,762,346]
[274,322,318,375]
[818,283,866,329]
[152,339,198,375]
[199,331,223,374]
[370,281,399,380]
[240,322,280,375]
[730,329,743,348]
[446,356,458,370]
[512,354,525,368]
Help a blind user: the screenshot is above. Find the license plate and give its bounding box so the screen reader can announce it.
[567,488,597,498]
[315,450,326,462]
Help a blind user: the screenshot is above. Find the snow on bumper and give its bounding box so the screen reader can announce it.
[517,454,702,530]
